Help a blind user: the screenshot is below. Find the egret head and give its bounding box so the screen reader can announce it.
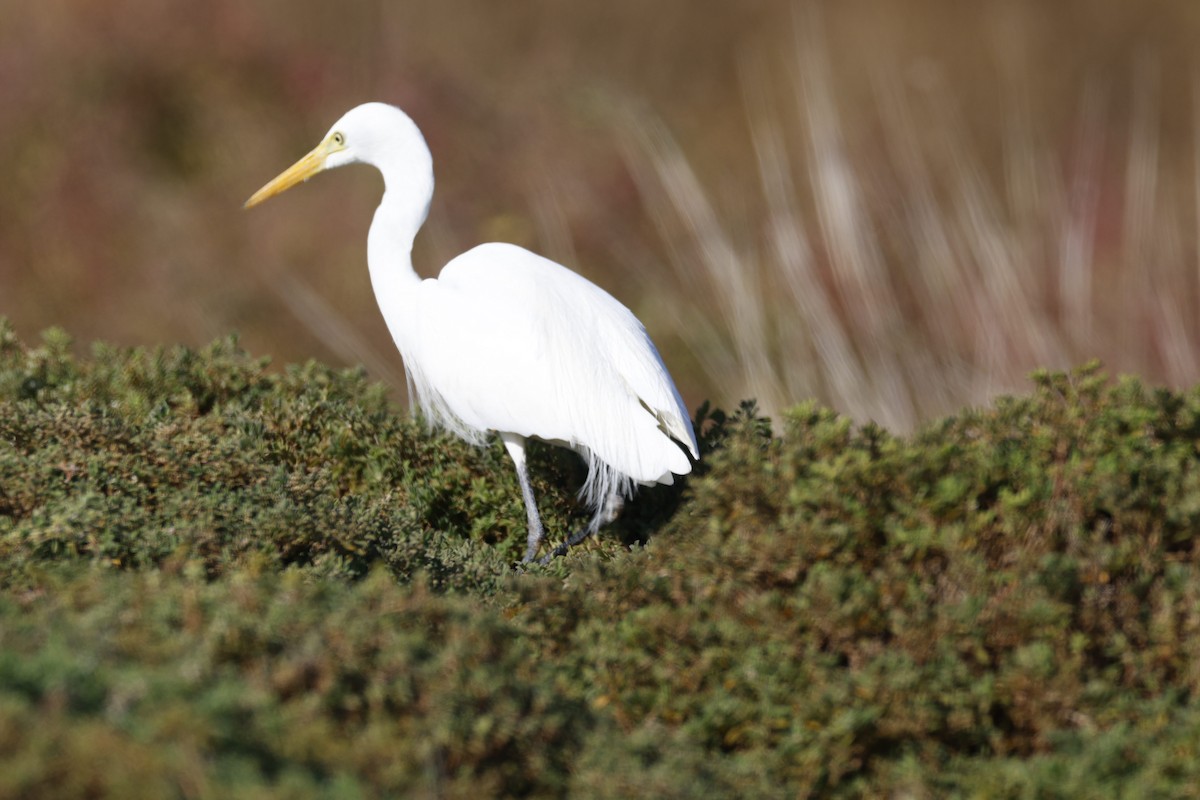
[245,103,432,208]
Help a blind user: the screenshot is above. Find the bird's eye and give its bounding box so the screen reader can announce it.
[331,132,345,146]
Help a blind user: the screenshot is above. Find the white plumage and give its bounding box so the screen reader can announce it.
[246,102,697,562]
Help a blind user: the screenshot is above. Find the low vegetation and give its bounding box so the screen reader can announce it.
[3,320,1200,797]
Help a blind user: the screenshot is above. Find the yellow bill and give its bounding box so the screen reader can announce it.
[244,144,328,209]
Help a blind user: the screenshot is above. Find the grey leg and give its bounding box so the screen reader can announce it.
[501,433,545,563]
[538,491,624,565]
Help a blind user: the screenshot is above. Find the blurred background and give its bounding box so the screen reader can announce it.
[3,0,1199,429]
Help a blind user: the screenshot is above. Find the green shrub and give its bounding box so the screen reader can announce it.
[3,321,1200,796]
[0,322,597,587]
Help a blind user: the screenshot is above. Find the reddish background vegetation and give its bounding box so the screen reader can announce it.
[2,0,1199,425]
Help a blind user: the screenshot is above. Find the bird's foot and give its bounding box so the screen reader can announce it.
[535,525,597,565]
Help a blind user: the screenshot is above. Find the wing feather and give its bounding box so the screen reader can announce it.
[404,243,695,491]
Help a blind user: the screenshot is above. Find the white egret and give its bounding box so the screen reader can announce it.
[245,102,698,563]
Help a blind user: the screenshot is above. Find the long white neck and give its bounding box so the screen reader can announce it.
[368,192,425,282]
[364,146,434,354]
[366,193,427,362]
